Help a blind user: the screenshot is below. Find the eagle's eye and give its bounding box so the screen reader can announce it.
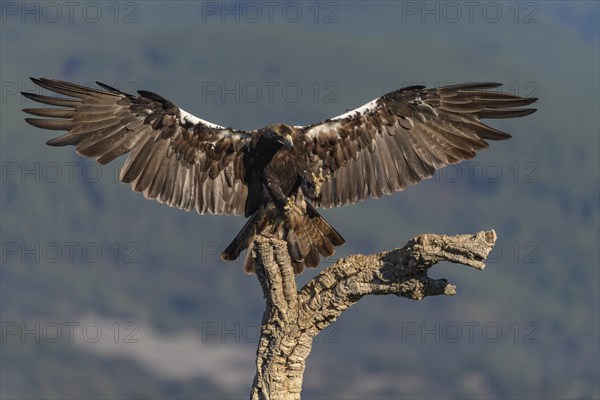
[266,126,293,148]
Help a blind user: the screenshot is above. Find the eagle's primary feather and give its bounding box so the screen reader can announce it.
[23,78,537,273]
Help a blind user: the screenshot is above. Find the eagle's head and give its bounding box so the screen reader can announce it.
[265,123,295,149]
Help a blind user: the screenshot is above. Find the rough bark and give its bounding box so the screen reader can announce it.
[249,230,497,400]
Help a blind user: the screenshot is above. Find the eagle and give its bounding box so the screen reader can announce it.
[22,78,537,273]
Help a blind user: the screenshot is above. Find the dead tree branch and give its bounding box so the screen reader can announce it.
[249,230,497,400]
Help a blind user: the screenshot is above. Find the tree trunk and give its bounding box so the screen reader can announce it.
[249,231,497,399]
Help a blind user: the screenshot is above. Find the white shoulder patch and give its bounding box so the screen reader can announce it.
[179,108,225,129]
[330,98,379,121]
[304,121,343,139]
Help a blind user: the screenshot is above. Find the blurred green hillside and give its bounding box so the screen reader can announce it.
[1,1,598,399]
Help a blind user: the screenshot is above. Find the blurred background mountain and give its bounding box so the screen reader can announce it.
[1,1,598,399]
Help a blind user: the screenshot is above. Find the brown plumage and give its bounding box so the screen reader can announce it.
[22,78,537,273]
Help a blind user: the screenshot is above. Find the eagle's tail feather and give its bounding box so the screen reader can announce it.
[221,204,268,264]
[222,202,345,274]
[242,243,256,274]
[306,203,345,250]
[286,203,345,274]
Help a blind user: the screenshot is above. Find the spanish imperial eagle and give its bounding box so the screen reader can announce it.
[22,78,537,273]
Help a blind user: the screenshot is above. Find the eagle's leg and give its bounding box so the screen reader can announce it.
[265,177,302,216]
[265,177,289,210]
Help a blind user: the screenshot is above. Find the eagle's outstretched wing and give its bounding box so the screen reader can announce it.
[23,78,253,215]
[301,83,537,208]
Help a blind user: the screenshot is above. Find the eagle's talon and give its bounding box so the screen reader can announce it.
[283,196,301,215]
[301,170,326,200]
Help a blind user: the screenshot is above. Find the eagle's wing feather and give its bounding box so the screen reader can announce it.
[301,83,537,208]
[23,77,253,215]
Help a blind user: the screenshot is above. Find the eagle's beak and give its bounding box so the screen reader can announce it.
[283,134,294,149]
